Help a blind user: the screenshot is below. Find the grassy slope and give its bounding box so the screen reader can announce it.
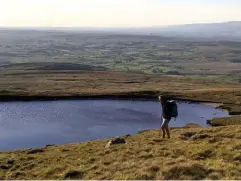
[1,124,241,180]
[208,116,241,126]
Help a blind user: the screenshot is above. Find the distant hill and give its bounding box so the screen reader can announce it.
[150,21,241,39]
[2,21,240,41]
[108,21,241,40]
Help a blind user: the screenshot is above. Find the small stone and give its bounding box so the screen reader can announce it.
[105,137,126,148]
[111,137,126,144]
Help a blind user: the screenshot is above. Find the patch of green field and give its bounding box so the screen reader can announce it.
[1,31,241,78]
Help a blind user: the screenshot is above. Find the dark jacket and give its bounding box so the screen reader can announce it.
[161,99,172,119]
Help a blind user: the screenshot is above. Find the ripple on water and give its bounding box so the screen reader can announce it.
[0,100,229,150]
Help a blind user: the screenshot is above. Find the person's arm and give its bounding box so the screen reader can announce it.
[158,96,165,118]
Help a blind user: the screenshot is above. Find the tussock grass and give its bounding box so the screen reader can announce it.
[1,125,241,179]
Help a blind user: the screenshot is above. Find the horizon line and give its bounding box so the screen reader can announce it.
[0,20,240,29]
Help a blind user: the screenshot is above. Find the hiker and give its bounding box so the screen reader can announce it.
[158,95,178,138]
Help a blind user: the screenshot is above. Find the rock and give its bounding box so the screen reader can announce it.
[111,137,126,144]
[180,132,197,140]
[27,148,44,154]
[105,137,126,148]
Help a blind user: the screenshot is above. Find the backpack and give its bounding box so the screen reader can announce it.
[168,100,178,118]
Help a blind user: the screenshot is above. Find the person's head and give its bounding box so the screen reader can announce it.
[159,95,167,104]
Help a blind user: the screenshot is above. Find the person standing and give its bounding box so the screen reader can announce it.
[159,95,173,138]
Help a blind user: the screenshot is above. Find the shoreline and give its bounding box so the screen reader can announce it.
[0,94,221,104]
[201,102,223,108]
[0,94,233,115]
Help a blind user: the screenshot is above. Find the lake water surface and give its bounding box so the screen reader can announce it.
[0,100,229,150]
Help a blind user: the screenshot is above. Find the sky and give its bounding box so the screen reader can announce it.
[0,0,241,27]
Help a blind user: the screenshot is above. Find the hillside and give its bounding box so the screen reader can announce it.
[1,124,241,179]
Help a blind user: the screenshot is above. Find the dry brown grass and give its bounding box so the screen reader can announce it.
[1,124,241,179]
[0,70,224,96]
[1,70,241,114]
[208,116,241,126]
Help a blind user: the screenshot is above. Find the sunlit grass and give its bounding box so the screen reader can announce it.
[1,125,241,179]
